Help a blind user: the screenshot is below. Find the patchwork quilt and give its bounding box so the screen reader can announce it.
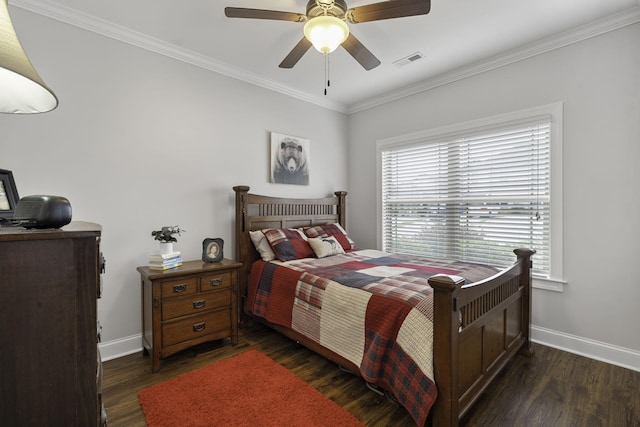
[246,249,498,426]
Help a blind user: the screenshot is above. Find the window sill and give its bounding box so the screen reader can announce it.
[533,276,566,292]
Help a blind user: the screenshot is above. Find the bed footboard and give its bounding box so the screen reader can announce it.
[429,248,535,426]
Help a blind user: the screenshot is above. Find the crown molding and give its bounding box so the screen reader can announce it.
[10,0,350,114]
[10,1,640,115]
[348,6,640,113]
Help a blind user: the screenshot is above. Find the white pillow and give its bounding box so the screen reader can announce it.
[249,230,275,261]
[308,236,345,258]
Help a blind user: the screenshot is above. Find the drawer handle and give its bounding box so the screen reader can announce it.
[172,284,187,293]
[192,322,206,332]
[209,278,223,287]
[192,300,206,309]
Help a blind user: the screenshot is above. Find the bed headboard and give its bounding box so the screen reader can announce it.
[233,185,347,304]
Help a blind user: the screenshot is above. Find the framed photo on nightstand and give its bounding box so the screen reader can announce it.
[202,238,223,263]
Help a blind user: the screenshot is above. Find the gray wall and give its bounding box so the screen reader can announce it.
[348,23,640,369]
[0,9,348,358]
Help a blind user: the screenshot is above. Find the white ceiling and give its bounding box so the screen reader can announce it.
[12,0,640,113]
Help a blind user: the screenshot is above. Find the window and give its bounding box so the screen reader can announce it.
[377,104,563,290]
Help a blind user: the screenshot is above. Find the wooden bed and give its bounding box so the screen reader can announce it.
[233,185,535,427]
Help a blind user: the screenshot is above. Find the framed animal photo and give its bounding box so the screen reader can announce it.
[270,132,310,186]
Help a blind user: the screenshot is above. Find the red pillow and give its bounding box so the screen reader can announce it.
[262,228,314,261]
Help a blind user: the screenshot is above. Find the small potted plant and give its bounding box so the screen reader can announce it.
[151,226,185,254]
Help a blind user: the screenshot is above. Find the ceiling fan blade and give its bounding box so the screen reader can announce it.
[347,0,431,23]
[279,38,313,69]
[224,7,306,22]
[342,33,381,70]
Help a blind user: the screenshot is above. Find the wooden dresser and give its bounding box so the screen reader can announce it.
[138,259,241,372]
[0,222,106,426]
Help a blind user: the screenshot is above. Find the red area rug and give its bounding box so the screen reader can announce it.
[138,349,365,427]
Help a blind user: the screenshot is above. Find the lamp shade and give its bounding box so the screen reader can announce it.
[0,0,57,113]
[303,15,349,54]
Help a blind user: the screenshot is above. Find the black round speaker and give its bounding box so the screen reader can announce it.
[13,195,72,229]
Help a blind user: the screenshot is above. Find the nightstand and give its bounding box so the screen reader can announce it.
[138,259,242,372]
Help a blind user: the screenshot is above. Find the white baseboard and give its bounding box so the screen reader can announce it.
[99,333,142,361]
[98,328,640,373]
[532,325,640,372]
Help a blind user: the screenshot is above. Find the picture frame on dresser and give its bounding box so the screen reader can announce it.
[0,169,19,220]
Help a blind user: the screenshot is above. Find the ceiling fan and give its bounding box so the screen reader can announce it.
[225,0,431,71]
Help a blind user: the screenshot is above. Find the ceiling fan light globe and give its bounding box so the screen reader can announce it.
[303,16,349,54]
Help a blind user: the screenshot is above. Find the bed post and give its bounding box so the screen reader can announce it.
[233,185,251,324]
[429,274,465,427]
[334,191,347,229]
[515,248,536,357]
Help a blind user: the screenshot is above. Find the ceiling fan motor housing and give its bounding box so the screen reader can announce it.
[306,0,348,19]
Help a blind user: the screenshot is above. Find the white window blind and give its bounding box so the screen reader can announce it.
[381,116,551,276]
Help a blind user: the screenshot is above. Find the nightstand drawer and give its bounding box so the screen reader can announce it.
[199,271,231,292]
[161,277,198,298]
[162,309,231,347]
[161,290,231,320]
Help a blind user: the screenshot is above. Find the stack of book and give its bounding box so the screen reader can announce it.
[148,251,183,271]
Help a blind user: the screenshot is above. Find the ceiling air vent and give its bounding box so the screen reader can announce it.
[393,52,425,68]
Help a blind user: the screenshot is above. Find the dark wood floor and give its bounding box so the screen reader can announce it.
[102,324,640,426]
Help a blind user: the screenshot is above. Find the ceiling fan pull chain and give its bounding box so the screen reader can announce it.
[324,52,330,95]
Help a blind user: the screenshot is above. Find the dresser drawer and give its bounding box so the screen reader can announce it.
[199,271,232,292]
[162,290,231,320]
[161,277,198,298]
[162,309,231,348]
